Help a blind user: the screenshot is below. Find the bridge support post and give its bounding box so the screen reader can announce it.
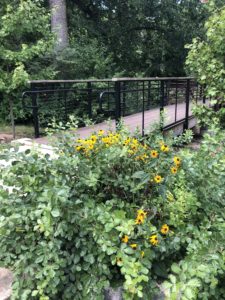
[31,83,40,138]
[114,81,121,128]
[184,79,190,130]
[87,82,92,119]
[160,80,165,130]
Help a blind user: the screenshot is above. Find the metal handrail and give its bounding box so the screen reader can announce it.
[22,77,205,138]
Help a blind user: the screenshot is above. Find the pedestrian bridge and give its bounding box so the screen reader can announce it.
[22,77,207,143]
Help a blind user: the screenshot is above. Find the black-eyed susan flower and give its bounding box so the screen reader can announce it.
[76,146,83,151]
[90,135,97,142]
[123,137,131,146]
[173,156,181,166]
[121,235,129,243]
[161,224,169,235]
[154,175,163,183]
[151,150,158,158]
[76,138,83,143]
[98,130,104,136]
[137,209,147,218]
[135,216,144,225]
[161,144,169,152]
[149,234,158,246]
[116,257,123,265]
[130,243,137,250]
[141,251,145,258]
[171,166,178,174]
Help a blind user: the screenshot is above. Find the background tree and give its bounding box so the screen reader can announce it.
[0,0,54,122]
[186,2,225,99]
[49,0,69,51]
[63,0,208,78]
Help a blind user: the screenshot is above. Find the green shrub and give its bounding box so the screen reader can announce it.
[0,127,225,299]
[0,130,184,299]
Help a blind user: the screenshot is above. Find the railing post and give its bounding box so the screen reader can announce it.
[122,82,126,116]
[31,83,40,138]
[203,84,206,104]
[147,81,151,109]
[87,82,92,119]
[63,83,68,121]
[184,79,190,130]
[114,80,121,126]
[160,80,165,130]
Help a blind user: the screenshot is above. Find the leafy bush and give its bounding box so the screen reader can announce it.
[162,126,225,299]
[186,2,225,128]
[186,2,225,99]
[0,127,225,299]
[0,129,183,299]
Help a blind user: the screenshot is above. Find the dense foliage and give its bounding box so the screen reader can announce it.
[0,0,209,121]
[61,0,208,78]
[0,125,225,299]
[186,2,225,99]
[186,1,225,128]
[0,0,55,121]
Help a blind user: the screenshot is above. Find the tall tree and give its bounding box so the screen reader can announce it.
[0,0,54,121]
[49,0,69,51]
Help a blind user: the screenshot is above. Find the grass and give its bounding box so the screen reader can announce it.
[0,123,35,139]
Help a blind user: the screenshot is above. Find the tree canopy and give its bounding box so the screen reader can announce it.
[186,2,225,98]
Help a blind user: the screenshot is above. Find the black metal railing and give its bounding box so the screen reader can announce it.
[22,77,206,138]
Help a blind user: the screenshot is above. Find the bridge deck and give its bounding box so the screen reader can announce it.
[35,101,194,144]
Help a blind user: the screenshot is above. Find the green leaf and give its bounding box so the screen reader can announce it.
[51,208,60,217]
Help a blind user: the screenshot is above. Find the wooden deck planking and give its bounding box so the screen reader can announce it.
[35,101,197,144]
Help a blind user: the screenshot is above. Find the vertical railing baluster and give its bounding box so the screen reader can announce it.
[203,84,206,104]
[195,81,198,103]
[87,82,92,119]
[160,80,165,129]
[63,83,67,121]
[115,80,121,127]
[122,82,126,116]
[175,81,178,123]
[142,81,145,136]
[184,79,190,130]
[31,83,40,138]
[147,81,151,110]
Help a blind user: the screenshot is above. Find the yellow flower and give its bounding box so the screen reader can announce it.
[116,257,123,265]
[135,216,144,225]
[123,138,131,146]
[141,251,145,258]
[76,138,83,143]
[173,156,181,166]
[154,175,163,183]
[132,138,139,145]
[76,146,83,151]
[143,144,148,150]
[122,235,129,243]
[149,234,158,246]
[98,130,104,136]
[151,150,158,158]
[128,150,134,155]
[141,153,148,161]
[171,166,178,174]
[161,144,169,152]
[161,224,169,235]
[90,135,97,142]
[130,243,137,250]
[137,209,147,218]
[131,145,138,151]
[88,144,94,150]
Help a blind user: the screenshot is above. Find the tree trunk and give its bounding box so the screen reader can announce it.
[49,0,69,52]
